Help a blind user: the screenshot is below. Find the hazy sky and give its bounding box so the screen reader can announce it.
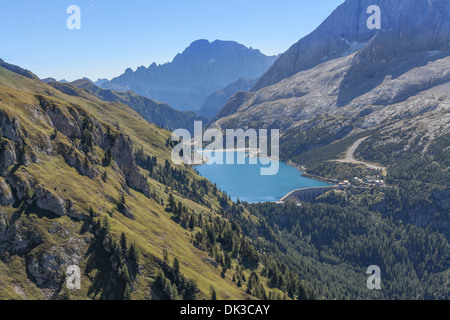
[1,0,344,81]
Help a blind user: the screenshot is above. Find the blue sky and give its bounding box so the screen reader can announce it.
[0,0,344,81]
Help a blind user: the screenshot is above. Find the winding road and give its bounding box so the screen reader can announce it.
[335,137,386,171]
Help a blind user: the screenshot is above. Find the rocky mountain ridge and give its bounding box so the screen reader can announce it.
[49,79,204,132]
[100,40,277,111]
[210,0,450,233]
[212,0,450,161]
[199,78,258,119]
[254,0,450,91]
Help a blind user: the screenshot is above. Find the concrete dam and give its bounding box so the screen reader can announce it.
[280,186,339,204]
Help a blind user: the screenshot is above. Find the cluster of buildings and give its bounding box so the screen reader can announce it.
[353,175,385,186]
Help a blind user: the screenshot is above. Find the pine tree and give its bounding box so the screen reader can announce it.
[189,215,195,230]
[167,193,175,212]
[128,243,139,272]
[175,201,183,217]
[173,257,180,281]
[103,147,112,166]
[182,279,198,300]
[119,193,126,206]
[210,286,217,300]
[124,283,131,300]
[120,232,127,256]
[170,283,179,300]
[163,248,169,266]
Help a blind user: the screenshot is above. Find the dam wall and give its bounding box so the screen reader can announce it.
[280,186,338,204]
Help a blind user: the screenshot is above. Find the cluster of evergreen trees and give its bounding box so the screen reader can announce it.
[85,216,140,299]
[81,117,94,152]
[152,254,198,300]
[163,187,313,300]
[245,189,449,299]
[135,148,221,207]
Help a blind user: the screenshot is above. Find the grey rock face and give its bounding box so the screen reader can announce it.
[57,142,98,179]
[0,140,18,175]
[213,0,450,144]
[34,186,67,216]
[26,243,84,290]
[35,94,149,197]
[36,95,83,139]
[0,111,21,142]
[0,210,7,247]
[254,0,450,91]
[0,177,14,206]
[0,87,151,219]
[111,134,151,198]
[199,78,258,119]
[0,212,43,255]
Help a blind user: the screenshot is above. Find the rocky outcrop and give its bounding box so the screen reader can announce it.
[36,95,84,139]
[281,186,338,204]
[26,242,85,290]
[5,170,35,203]
[57,142,98,179]
[0,177,14,206]
[0,211,43,255]
[35,94,149,197]
[118,203,135,220]
[34,186,67,216]
[0,140,18,175]
[0,94,150,221]
[0,110,21,142]
[111,134,151,198]
[0,210,7,248]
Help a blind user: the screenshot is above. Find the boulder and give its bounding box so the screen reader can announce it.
[34,186,67,216]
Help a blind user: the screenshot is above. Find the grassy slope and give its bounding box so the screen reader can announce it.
[63,79,203,132]
[0,67,263,300]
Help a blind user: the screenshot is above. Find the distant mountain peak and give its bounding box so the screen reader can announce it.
[99,40,277,111]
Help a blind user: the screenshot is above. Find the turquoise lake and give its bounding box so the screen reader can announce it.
[195,151,331,203]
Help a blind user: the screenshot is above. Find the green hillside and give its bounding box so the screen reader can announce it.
[49,79,205,133]
[0,66,309,300]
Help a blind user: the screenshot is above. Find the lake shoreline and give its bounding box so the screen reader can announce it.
[194,150,332,203]
[192,148,274,166]
[284,159,339,184]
